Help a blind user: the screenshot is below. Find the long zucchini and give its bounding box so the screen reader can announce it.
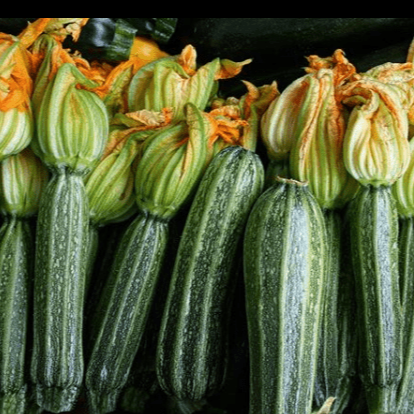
[85,213,169,414]
[313,209,357,414]
[156,145,264,408]
[31,170,90,412]
[0,216,33,414]
[348,185,403,414]
[243,177,327,414]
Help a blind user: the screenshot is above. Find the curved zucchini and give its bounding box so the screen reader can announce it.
[349,184,402,414]
[156,146,264,405]
[243,177,327,414]
[313,209,357,414]
[0,216,33,414]
[84,213,169,414]
[30,169,89,413]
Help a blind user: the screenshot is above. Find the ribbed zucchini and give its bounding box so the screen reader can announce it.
[31,170,89,413]
[243,177,327,414]
[0,216,33,414]
[84,213,168,414]
[396,216,414,414]
[313,209,357,414]
[156,145,264,408]
[348,184,403,414]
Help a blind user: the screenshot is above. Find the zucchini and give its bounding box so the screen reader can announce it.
[313,209,357,414]
[396,216,414,414]
[31,170,89,413]
[85,213,169,414]
[0,216,33,414]
[156,145,264,407]
[84,104,214,414]
[348,184,403,414]
[243,177,327,414]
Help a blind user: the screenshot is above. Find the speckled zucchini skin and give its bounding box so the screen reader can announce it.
[243,178,327,414]
[0,216,33,414]
[397,216,414,414]
[156,146,264,404]
[85,213,169,414]
[349,185,403,414]
[313,209,357,414]
[30,169,89,413]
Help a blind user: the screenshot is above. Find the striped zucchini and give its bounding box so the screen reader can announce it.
[31,169,89,413]
[313,209,357,414]
[156,145,264,406]
[243,177,327,414]
[348,184,402,414]
[84,213,169,414]
[0,216,33,414]
[396,216,414,414]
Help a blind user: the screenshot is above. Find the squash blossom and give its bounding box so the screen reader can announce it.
[340,75,410,187]
[289,63,360,209]
[0,33,34,161]
[34,62,109,173]
[127,44,251,123]
[392,137,414,219]
[210,80,279,154]
[0,147,48,218]
[134,103,215,220]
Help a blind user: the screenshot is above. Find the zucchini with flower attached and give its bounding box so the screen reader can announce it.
[263,50,360,414]
[28,29,109,413]
[84,104,215,414]
[243,177,327,414]
[0,149,48,414]
[339,71,410,414]
[156,145,264,410]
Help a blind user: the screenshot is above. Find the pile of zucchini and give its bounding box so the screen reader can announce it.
[2,17,414,414]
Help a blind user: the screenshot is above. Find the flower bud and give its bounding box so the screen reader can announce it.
[135,103,214,220]
[34,62,109,173]
[392,137,414,218]
[127,44,251,122]
[85,130,140,226]
[289,68,360,209]
[340,77,410,186]
[0,33,34,160]
[0,148,49,217]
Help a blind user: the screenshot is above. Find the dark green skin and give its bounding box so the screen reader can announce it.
[31,170,89,413]
[0,216,33,414]
[349,185,403,414]
[156,146,264,404]
[85,213,169,414]
[313,209,357,414]
[243,179,327,414]
[397,216,414,414]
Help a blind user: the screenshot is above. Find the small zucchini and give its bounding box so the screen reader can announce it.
[156,145,264,407]
[243,177,327,414]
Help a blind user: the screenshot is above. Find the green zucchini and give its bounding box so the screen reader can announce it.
[348,184,403,414]
[84,213,169,414]
[396,216,414,414]
[0,216,33,414]
[156,145,264,407]
[313,209,357,414]
[243,177,327,414]
[30,169,90,413]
